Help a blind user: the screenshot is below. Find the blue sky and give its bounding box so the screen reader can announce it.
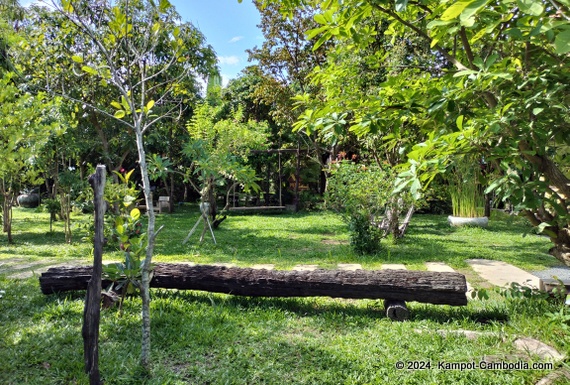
[170,0,263,86]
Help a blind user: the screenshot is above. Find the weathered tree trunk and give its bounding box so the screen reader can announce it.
[41,263,468,306]
[82,165,105,385]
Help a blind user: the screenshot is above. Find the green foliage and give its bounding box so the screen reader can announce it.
[184,103,270,213]
[327,161,398,254]
[0,72,66,242]
[103,172,149,310]
[347,213,383,255]
[42,198,61,215]
[448,156,485,218]
[275,0,570,264]
[327,161,394,220]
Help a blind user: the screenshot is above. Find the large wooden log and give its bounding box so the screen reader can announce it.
[40,263,468,306]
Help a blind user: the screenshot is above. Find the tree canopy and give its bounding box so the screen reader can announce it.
[259,0,570,264]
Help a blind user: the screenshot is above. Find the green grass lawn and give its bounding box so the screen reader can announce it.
[0,206,569,384]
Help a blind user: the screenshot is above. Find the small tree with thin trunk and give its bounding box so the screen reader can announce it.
[37,0,216,370]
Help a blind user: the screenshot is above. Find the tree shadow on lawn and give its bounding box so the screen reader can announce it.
[4,282,511,383]
[152,290,509,327]
[385,236,555,269]
[392,219,557,269]
[407,215,542,238]
[0,246,60,259]
[153,220,356,266]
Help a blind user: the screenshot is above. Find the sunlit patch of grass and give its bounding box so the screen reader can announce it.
[0,204,566,383]
[1,277,566,384]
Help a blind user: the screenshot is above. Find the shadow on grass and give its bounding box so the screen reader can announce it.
[151,289,510,325]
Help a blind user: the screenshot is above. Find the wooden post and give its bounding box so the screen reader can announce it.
[82,165,105,385]
[294,143,301,213]
[384,299,409,321]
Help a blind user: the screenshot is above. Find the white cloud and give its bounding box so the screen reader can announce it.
[228,36,244,44]
[218,56,240,66]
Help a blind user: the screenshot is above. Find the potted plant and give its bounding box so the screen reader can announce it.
[17,188,40,208]
[447,156,488,227]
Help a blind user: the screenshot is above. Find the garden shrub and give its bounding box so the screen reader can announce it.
[347,213,383,254]
[326,160,400,254]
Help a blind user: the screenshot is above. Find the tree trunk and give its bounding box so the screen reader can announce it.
[40,263,468,306]
[2,189,14,244]
[549,227,570,266]
[134,127,155,372]
[82,165,105,385]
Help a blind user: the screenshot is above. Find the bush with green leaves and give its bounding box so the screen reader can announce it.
[103,170,149,312]
[327,161,404,254]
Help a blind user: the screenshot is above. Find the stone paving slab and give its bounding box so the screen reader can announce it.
[513,337,566,361]
[426,262,473,294]
[425,262,456,273]
[381,264,407,270]
[251,264,275,270]
[466,259,541,289]
[531,266,570,291]
[6,263,67,280]
[293,264,319,271]
[337,263,362,271]
[210,263,237,268]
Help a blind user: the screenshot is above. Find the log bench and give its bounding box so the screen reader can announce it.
[39,263,468,321]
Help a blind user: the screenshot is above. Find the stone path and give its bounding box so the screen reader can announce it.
[467,259,542,289]
[0,258,554,294]
[426,262,474,293]
[381,263,407,270]
[0,258,61,279]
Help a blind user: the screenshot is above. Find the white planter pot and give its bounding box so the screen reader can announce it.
[448,216,489,228]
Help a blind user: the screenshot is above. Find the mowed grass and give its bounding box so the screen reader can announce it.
[1,277,569,385]
[0,205,559,273]
[1,205,569,384]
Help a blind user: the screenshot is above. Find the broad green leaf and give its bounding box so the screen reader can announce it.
[427,20,454,29]
[460,0,488,21]
[410,178,422,200]
[314,14,327,25]
[71,55,83,63]
[307,26,329,39]
[114,110,126,119]
[473,57,485,69]
[159,0,172,12]
[124,169,134,183]
[130,208,141,220]
[554,29,570,54]
[516,0,544,16]
[81,65,97,75]
[111,101,122,110]
[441,0,473,21]
[486,53,499,68]
[456,115,464,129]
[146,100,155,110]
[313,33,331,51]
[61,0,74,13]
[453,69,478,77]
[460,16,475,27]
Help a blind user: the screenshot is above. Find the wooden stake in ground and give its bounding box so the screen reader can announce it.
[82,165,105,385]
[182,202,216,244]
